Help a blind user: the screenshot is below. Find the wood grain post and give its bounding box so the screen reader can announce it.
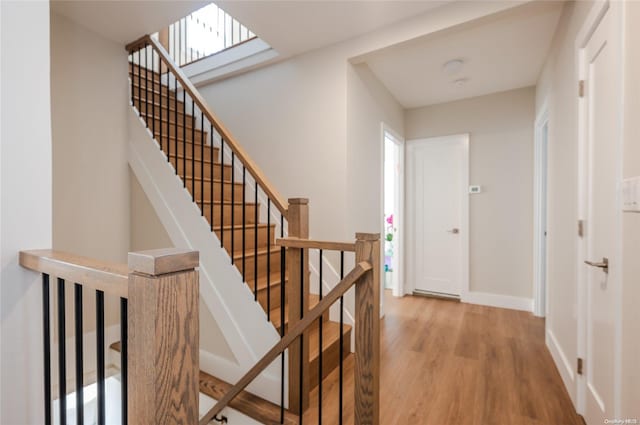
[354,233,381,425]
[127,248,200,425]
[287,198,310,413]
[158,27,170,74]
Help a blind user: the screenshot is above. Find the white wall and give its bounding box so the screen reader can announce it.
[129,171,235,361]
[346,63,404,237]
[51,12,130,264]
[0,1,52,423]
[195,2,522,246]
[621,1,640,418]
[405,87,535,302]
[535,0,594,404]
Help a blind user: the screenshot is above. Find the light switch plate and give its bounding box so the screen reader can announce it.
[622,177,640,213]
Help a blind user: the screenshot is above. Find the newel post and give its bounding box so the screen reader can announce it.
[127,249,200,424]
[354,233,381,425]
[287,198,310,412]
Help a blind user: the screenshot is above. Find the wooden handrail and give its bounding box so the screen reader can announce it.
[276,236,356,252]
[125,35,289,217]
[199,260,373,425]
[19,250,128,299]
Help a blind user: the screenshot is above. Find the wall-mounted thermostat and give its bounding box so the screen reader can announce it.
[622,177,640,213]
[469,185,482,194]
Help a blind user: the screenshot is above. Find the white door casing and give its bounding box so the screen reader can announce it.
[407,134,469,297]
[577,1,624,422]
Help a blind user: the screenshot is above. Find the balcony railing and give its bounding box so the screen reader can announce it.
[163,3,256,67]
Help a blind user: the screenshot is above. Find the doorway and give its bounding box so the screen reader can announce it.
[534,107,549,317]
[406,134,469,298]
[382,126,403,297]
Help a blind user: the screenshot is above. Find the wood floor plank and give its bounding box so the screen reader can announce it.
[301,291,583,425]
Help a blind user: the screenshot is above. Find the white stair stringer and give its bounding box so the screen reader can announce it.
[127,108,285,403]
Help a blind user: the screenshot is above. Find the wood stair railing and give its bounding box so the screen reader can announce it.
[126,34,361,418]
[200,233,381,425]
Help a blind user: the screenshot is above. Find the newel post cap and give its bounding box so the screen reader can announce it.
[128,248,199,276]
[355,233,380,241]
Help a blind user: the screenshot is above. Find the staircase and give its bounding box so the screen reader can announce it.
[128,59,351,392]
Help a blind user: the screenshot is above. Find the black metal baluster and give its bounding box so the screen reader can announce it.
[254,181,258,300]
[137,49,141,116]
[74,284,83,425]
[120,298,128,425]
[174,77,178,170]
[210,123,214,231]
[96,290,105,425]
[201,112,205,215]
[318,250,323,424]
[129,54,133,106]
[182,87,186,187]
[242,167,246,281]
[42,274,52,425]
[231,152,235,263]
[161,55,166,159]
[339,252,344,425]
[221,140,226,249]
[280,214,286,423]
[267,199,271,315]
[143,46,148,127]
[151,49,156,142]
[191,99,195,202]
[57,278,67,425]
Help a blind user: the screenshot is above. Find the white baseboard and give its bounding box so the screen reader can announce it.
[546,328,577,404]
[462,291,534,312]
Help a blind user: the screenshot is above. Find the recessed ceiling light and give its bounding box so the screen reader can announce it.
[453,78,469,87]
[443,59,464,75]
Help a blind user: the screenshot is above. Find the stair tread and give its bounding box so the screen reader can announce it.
[232,245,280,260]
[270,294,321,330]
[109,342,298,425]
[309,320,352,359]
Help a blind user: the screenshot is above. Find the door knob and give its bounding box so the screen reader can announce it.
[447,228,460,234]
[585,257,608,273]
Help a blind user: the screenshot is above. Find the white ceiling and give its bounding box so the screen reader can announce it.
[216,1,449,57]
[361,1,564,108]
[51,0,208,45]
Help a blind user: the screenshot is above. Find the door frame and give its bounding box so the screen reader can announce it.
[381,123,405,298]
[405,133,469,298]
[575,0,624,416]
[533,102,549,317]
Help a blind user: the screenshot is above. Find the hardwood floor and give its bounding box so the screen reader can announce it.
[303,291,584,425]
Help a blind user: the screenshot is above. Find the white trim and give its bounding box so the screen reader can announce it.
[533,102,549,317]
[461,291,533,312]
[405,134,469,299]
[546,328,576,399]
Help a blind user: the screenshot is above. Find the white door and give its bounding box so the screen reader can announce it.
[407,135,468,297]
[580,4,621,423]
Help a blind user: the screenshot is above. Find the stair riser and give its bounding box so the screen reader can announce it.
[142,111,195,129]
[134,100,187,120]
[129,65,162,83]
[169,157,233,180]
[256,282,285,311]
[233,249,281,283]
[162,142,218,161]
[149,120,211,144]
[198,203,258,227]
[130,79,176,98]
[309,327,352,389]
[134,91,180,110]
[187,179,243,203]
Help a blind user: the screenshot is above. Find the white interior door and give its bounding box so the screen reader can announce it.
[580,4,622,423]
[407,135,468,297]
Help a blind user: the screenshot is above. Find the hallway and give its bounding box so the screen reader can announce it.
[305,292,583,424]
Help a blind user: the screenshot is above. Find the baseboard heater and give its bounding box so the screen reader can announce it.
[412,289,460,301]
